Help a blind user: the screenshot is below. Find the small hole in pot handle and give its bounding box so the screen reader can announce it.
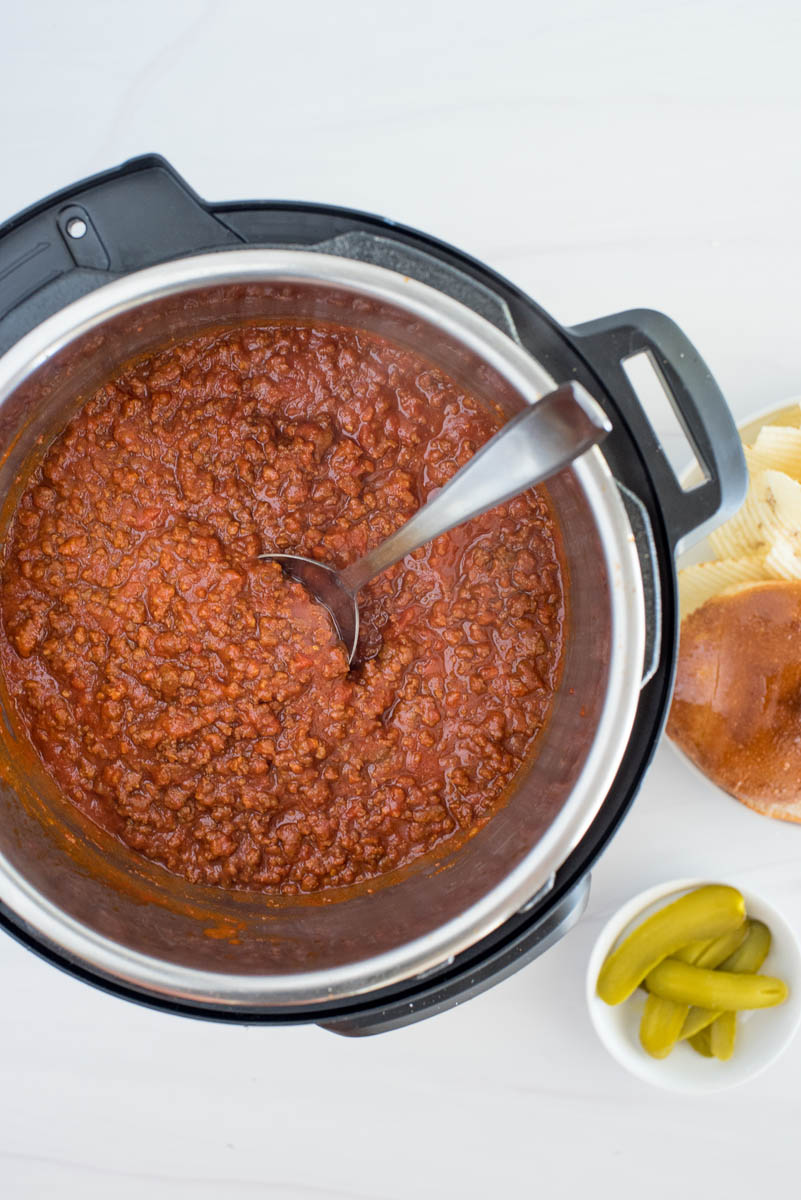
[622,351,711,488]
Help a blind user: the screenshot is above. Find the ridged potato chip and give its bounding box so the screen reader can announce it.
[679,557,768,620]
[709,465,801,561]
[743,444,777,475]
[683,414,801,618]
[709,481,769,559]
[753,425,801,480]
[764,529,801,580]
[752,469,801,541]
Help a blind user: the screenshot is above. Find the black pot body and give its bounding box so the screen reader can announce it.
[0,156,745,1033]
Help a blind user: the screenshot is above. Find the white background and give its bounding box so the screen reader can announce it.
[2,1,801,1195]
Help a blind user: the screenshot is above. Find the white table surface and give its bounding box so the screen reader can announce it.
[3,1,801,1195]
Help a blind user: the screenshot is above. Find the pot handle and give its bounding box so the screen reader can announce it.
[570,309,747,553]
[0,155,241,347]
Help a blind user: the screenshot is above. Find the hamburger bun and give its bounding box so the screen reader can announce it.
[668,579,801,821]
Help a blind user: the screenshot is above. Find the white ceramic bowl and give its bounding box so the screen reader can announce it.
[586,878,801,1092]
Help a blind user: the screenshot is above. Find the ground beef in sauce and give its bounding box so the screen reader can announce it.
[0,323,564,895]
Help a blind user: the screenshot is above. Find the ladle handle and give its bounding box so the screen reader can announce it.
[339,381,611,594]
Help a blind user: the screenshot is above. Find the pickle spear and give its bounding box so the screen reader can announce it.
[709,1010,737,1060]
[680,920,773,1040]
[638,925,748,1058]
[646,960,787,1010]
[640,994,687,1059]
[689,1028,713,1057]
[597,885,746,1006]
[693,925,750,968]
[720,919,772,974]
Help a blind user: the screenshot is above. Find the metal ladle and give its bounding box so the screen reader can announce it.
[261,381,611,663]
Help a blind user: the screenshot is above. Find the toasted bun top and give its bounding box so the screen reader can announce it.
[668,580,801,821]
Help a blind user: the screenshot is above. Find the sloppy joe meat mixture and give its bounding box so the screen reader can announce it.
[0,323,564,895]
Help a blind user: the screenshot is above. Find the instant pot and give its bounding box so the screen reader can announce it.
[0,155,745,1034]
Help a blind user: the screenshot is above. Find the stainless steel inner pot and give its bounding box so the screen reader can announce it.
[0,250,645,1009]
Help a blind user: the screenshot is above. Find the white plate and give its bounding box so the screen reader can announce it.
[669,396,801,793]
[585,878,801,1092]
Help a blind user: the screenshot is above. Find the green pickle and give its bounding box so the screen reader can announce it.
[689,1028,713,1058]
[639,994,687,1059]
[682,1005,721,1041]
[721,919,772,973]
[597,885,746,1006]
[638,924,749,1059]
[692,925,749,968]
[709,1010,737,1061]
[645,959,787,1010]
[679,920,773,1041]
